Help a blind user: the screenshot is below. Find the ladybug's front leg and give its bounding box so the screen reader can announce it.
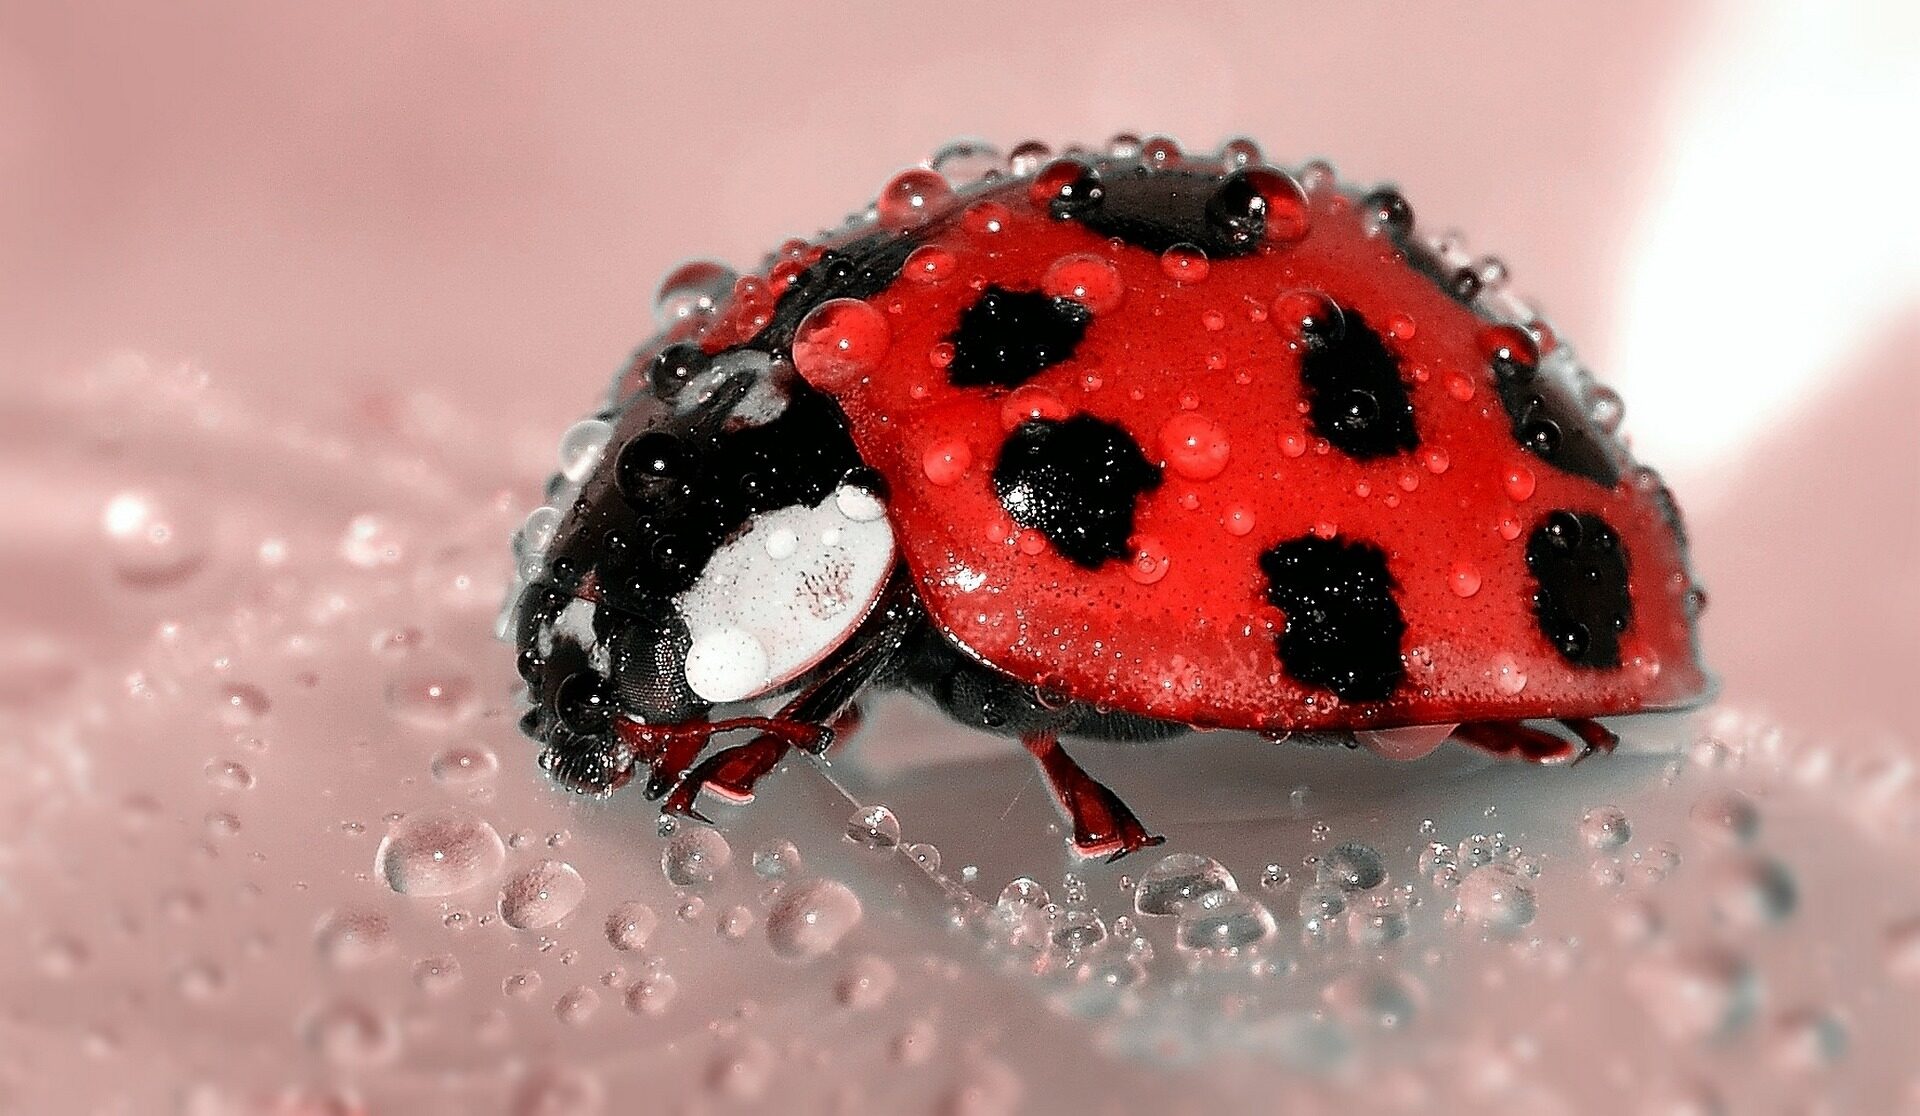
[1022,730,1165,862]
[618,717,832,801]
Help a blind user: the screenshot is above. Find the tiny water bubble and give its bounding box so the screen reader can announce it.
[498,860,587,930]
[412,954,462,995]
[1708,855,1797,928]
[554,986,600,1026]
[313,908,394,969]
[1259,863,1293,891]
[375,807,506,897]
[1177,890,1277,954]
[1456,863,1536,932]
[430,744,499,784]
[1050,909,1108,952]
[1689,790,1760,846]
[604,901,658,952]
[1580,805,1632,851]
[766,878,863,960]
[835,955,898,1010]
[623,972,678,1016]
[503,969,543,1000]
[845,804,902,850]
[904,842,941,872]
[1322,842,1386,891]
[751,839,802,880]
[661,828,732,887]
[1133,853,1236,916]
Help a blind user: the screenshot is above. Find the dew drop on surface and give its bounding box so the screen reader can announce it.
[430,744,499,784]
[511,1065,606,1116]
[554,986,600,1026]
[1321,842,1387,891]
[708,1035,778,1101]
[1490,654,1528,696]
[624,972,678,1016]
[835,955,898,1010]
[1160,242,1210,283]
[751,839,802,880]
[654,260,736,325]
[1708,855,1797,928]
[1448,563,1482,598]
[1134,853,1236,915]
[1504,465,1537,502]
[791,298,891,387]
[876,167,955,230]
[1580,805,1633,851]
[555,418,613,483]
[1176,890,1276,954]
[1259,863,1292,891]
[375,807,506,897]
[1456,863,1536,932]
[1689,790,1760,846]
[412,954,462,995]
[1125,536,1171,586]
[845,804,902,850]
[503,969,543,1000]
[1041,252,1125,314]
[313,908,394,969]
[384,659,479,730]
[204,759,255,791]
[101,489,209,587]
[498,860,587,930]
[1629,946,1760,1041]
[1298,883,1347,919]
[302,999,400,1067]
[904,842,942,873]
[922,438,973,486]
[1158,413,1232,481]
[662,827,733,886]
[930,139,1004,184]
[1348,899,1412,947]
[766,878,863,960]
[604,901,658,952]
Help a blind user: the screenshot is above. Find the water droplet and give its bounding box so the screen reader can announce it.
[1324,968,1423,1029]
[204,759,254,791]
[1176,889,1276,954]
[503,969,543,1000]
[383,658,480,729]
[662,827,733,887]
[905,842,941,872]
[1448,563,1482,598]
[412,953,462,995]
[1125,536,1171,586]
[1628,946,1760,1041]
[1360,188,1413,239]
[930,139,1004,184]
[654,260,736,325]
[498,860,587,930]
[604,901,658,952]
[903,243,956,285]
[1689,791,1760,846]
[1580,805,1632,851]
[1041,253,1125,314]
[101,490,209,587]
[835,955,897,1009]
[1322,842,1387,891]
[1456,863,1536,932]
[1271,290,1344,346]
[1504,465,1537,502]
[1588,385,1626,432]
[1708,855,1796,928]
[791,298,890,387]
[341,513,406,568]
[1158,413,1231,481]
[314,908,394,969]
[845,804,902,850]
[920,438,973,487]
[1133,853,1236,915]
[766,878,863,960]
[751,839,802,880]
[302,999,400,1067]
[877,168,955,230]
[554,986,600,1026]
[1159,242,1210,283]
[1490,654,1528,696]
[1348,899,1412,947]
[375,808,505,896]
[430,744,499,784]
[623,972,678,1016]
[1218,137,1262,167]
[511,1065,606,1116]
[707,1035,777,1101]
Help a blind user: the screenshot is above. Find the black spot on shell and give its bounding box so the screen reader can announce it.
[1526,510,1632,669]
[948,286,1092,389]
[1491,356,1622,488]
[1299,310,1419,459]
[992,414,1161,567]
[1060,166,1264,258]
[1259,535,1407,703]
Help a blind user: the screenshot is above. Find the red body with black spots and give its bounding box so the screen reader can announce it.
[511,139,1710,859]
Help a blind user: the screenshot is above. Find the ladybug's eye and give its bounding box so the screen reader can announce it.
[617,431,694,500]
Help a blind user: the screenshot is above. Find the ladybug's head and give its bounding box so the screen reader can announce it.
[510,344,891,796]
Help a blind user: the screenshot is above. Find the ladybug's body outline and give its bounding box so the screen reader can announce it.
[507,138,1709,858]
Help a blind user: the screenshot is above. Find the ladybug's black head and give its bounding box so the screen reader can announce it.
[510,344,870,796]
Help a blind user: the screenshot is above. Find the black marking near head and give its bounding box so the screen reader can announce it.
[1526,510,1632,669]
[1259,535,1407,703]
[1299,310,1419,460]
[1490,355,1622,488]
[1058,165,1268,258]
[752,232,920,354]
[992,414,1161,567]
[948,286,1092,389]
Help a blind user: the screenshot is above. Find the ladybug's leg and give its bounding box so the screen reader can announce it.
[1453,719,1618,764]
[616,717,832,801]
[1021,730,1165,862]
[660,584,922,820]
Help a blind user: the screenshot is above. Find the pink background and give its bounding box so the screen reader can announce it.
[1,2,1915,1112]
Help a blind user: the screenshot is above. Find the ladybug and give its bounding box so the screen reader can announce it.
[506,137,1709,860]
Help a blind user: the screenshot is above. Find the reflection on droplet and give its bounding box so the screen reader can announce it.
[499,860,587,930]
[375,808,506,897]
[845,804,902,850]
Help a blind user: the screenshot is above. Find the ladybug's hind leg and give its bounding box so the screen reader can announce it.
[1022,730,1165,862]
[1452,718,1618,765]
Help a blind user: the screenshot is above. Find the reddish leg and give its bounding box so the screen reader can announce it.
[616,717,832,801]
[1022,730,1164,862]
[1453,718,1618,765]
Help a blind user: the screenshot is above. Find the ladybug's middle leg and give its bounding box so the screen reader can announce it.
[1021,730,1165,862]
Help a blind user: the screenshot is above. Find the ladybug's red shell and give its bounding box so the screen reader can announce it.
[689,155,1708,735]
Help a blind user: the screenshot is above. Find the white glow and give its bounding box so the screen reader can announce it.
[1612,0,1918,501]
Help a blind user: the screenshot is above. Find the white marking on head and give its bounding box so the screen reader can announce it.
[677,350,789,427]
[675,484,896,704]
